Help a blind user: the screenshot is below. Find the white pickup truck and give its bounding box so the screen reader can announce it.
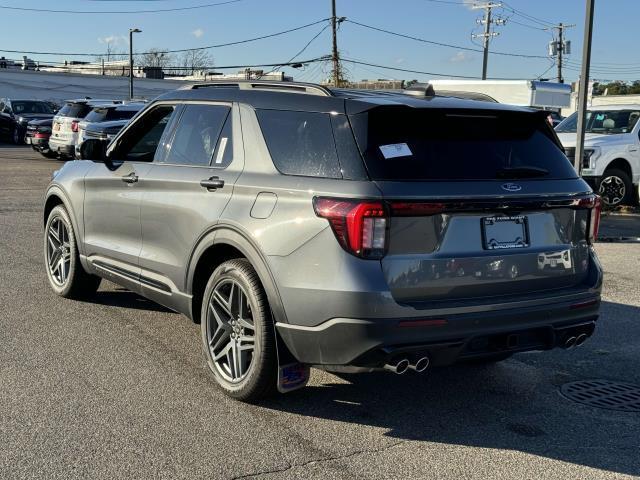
[556,104,640,206]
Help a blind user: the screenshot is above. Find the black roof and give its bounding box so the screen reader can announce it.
[153,80,533,115]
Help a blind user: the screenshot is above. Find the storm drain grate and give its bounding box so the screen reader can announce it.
[560,379,640,412]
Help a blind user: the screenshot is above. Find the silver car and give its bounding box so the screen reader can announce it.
[43,81,603,402]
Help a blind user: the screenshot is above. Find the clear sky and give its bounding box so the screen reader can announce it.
[1,0,638,83]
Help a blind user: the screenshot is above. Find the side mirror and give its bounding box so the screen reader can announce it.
[80,139,108,161]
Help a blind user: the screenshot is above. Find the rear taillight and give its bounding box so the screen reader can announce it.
[578,195,601,244]
[388,202,446,216]
[313,198,388,258]
[71,121,79,132]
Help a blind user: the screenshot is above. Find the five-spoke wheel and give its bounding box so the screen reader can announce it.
[201,259,277,402]
[44,205,101,298]
[207,279,256,383]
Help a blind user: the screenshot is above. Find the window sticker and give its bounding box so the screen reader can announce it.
[379,143,412,159]
[214,137,228,164]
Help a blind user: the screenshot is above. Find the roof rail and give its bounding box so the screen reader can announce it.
[180,80,334,97]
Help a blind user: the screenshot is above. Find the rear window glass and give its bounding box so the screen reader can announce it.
[11,101,54,114]
[256,110,341,179]
[351,108,577,181]
[57,103,92,119]
[84,107,138,123]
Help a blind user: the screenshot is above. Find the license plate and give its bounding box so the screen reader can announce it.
[551,259,558,267]
[53,123,60,131]
[482,215,529,250]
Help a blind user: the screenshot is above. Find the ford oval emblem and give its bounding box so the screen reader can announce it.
[501,183,522,192]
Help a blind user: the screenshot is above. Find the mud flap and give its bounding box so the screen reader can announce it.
[273,324,309,393]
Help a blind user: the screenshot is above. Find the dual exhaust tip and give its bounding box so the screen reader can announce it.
[563,333,589,349]
[384,356,429,375]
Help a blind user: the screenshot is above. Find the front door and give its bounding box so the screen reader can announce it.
[82,104,178,291]
[137,102,243,303]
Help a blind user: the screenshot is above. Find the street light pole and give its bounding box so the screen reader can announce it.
[575,0,595,175]
[129,28,142,100]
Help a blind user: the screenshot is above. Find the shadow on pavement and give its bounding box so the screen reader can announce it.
[92,289,176,314]
[261,300,640,477]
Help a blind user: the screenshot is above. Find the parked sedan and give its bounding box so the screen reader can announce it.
[0,98,56,144]
[25,118,57,158]
[75,103,145,158]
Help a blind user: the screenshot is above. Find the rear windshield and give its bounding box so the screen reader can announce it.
[11,101,54,114]
[57,103,92,119]
[84,107,138,123]
[351,107,577,181]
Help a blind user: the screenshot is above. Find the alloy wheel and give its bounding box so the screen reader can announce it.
[598,175,626,206]
[206,279,256,383]
[46,217,72,286]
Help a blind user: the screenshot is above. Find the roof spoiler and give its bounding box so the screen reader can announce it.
[402,82,436,98]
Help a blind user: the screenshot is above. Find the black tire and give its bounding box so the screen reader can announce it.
[44,205,101,299]
[598,168,634,207]
[201,259,278,402]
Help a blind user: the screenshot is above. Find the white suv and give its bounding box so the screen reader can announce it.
[556,104,640,206]
[49,99,121,159]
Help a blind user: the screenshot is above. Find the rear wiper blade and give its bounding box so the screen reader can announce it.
[496,166,549,179]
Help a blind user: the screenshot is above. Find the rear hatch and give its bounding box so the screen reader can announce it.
[51,102,92,144]
[350,106,598,305]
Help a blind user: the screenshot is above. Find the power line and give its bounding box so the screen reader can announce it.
[346,19,548,59]
[500,2,555,27]
[270,22,331,74]
[0,18,330,57]
[341,57,525,80]
[0,0,243,14]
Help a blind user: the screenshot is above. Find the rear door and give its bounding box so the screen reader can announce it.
[137,102,242,300]
[350,106,595,304]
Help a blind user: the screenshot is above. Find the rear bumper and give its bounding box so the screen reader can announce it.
[277,297,601,366]
[48,140,75,156]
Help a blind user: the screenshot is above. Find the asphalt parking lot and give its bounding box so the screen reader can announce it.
[1,144,639,480]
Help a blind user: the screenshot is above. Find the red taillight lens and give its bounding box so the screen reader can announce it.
[314,198,387,258]
[34,133,48,139]
[71,121,79,132]
[578,195,601,244]
[388,202,446,216]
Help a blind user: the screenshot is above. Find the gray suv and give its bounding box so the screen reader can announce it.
[43,81,603,402]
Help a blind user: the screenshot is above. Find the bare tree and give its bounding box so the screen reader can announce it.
[140,49,174,70]
[179,50,214,76]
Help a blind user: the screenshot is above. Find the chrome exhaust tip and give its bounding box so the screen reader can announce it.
[409,356,430,373]
[564,336,577,349]
[384,358,410,375]
[575,333,588,347]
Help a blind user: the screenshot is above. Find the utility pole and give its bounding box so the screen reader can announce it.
[546,23,575,83]
[472,2,505,80]
[331,0,340,87]
[575,0,595,175]
[129,28,142,100]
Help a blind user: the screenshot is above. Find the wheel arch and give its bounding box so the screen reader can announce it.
[603,157,633,177]
[187,225,288,326]
[44,187,82,242]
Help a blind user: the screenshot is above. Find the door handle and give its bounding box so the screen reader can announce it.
[121,172,139,184]
[200,176,225,191]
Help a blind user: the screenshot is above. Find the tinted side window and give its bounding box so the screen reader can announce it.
[112,105,175,162]
[163,104,230,166]
[256,110,342,178]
